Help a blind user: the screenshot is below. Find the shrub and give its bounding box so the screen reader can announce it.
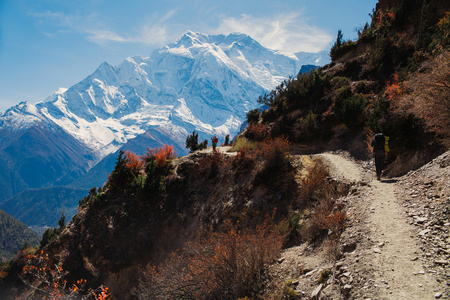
[245,123,268,141]
[299,158,329,203]
[40,228,58,249]
[40,212,67,248]
[135,217,284,299]
[140,145,176,200]
[258,136,297,199]
[260,136,291,170]
[330,30,357,61]
[383,74,406,101]
[292,111,319,141]
[125,150,144,175]
[281,211,303,247]
[281,280,299,300]
[393,51,450,147]
[229,136,260,152]
[232,147,256,175]
[338,94,367,128]
[199,139,208,150]
[198,151,229,178]
[318,269,330,284]
[301,194,347,252]
[19,250,111,299]
[246,109,261,125]
[105,150,134,194]
[186,131,200,152]
[144,145,177,168]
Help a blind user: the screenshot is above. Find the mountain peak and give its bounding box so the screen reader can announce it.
[90,61,118,83]
[1,31,313,160]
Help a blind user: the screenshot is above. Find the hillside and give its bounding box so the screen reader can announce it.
[252,0,450,172]
[0,210,39,261]
[1,0,449,299]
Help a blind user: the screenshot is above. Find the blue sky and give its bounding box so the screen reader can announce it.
[0,0,378,113]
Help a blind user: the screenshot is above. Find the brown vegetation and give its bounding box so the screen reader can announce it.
[18,250,110,300]
[134,215,284,299]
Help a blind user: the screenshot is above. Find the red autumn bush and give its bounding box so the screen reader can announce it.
[125,150,144,175]
[245,123,269,141]
[135,216,284,299]
[383,74,406,101]
[144,144,177,168]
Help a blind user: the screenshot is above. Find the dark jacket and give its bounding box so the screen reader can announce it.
[372,133,386,156]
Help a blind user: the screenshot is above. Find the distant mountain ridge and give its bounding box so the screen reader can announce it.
[6,31,308,158]
[0,31,329,225]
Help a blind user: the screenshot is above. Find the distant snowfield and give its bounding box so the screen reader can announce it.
[0,31,329,160]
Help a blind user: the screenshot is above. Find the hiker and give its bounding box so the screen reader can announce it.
[211,136,218,152]
[371,133,390,180]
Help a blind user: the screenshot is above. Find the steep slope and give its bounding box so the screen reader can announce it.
[0,102,96,202]
[0,209,39,261]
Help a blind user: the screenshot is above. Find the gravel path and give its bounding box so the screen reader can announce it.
[321,151,448,299]
[274,151,450,299]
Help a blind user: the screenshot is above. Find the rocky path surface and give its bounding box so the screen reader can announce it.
[321,151,449,300]
[271,150,449,299]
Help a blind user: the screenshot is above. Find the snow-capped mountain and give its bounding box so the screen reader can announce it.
[4,31,304,159]
[0,31,327,205]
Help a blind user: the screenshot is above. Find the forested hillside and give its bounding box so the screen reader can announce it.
[0,210,39,261]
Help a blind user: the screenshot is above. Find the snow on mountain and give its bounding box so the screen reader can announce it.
[294,50,330,66]
[1,31,325,161]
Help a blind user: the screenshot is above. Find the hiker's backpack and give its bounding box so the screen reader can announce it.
[372,133,386,154]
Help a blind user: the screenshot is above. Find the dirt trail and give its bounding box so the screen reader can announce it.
[319,153,441,299]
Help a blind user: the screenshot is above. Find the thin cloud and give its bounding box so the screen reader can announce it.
[86,29,127,44]
[29,9,176,47]
[214,13,333,53]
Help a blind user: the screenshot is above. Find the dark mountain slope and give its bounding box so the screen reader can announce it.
[0,124,96,202]
[0,187,88,227]
[0,210,39,261]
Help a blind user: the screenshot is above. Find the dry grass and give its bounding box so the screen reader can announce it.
[135,216,284,299]
[299,158,329,204]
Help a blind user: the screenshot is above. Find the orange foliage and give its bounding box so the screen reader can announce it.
[144,144,177,168]
[374,10,396,24]
[315,209,348,239]
[19,251,111,299]
[91,286,111,300]
[125,150,144,175]
[390,52,450,146]
[384,74,406,101]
